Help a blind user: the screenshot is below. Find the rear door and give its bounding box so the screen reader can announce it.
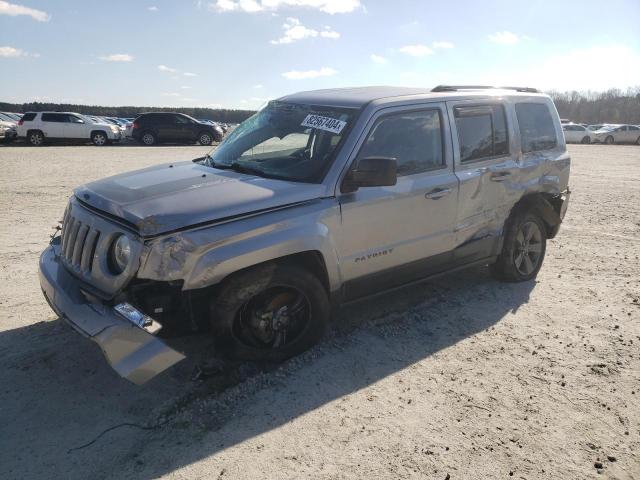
[447,100,515,262]
[40,113,67,138]
[336,103,459,299]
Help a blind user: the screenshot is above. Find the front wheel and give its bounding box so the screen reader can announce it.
[636,136,640,145]
[604,135,614,145]
[491,211,547,282]
[210,263,330,362]
[91,131,108,146]
[198,131,214,146]
[581,136,591,144]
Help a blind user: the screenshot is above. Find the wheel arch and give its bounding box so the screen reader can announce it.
[509,193,562,239]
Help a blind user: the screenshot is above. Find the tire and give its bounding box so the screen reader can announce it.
[490,211,547,282]
[604,135,614,145]
[140,131,157,146]
[636,136,640,145]
[198,131,214,146]
[27,130,44,146]
[91,131,108,146]
[210,263,330,362]
[581,136,591,144]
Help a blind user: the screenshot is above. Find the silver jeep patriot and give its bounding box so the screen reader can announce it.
[39,85,570,384]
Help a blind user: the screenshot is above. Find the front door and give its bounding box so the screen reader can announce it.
[336,103,459,300]
[64,114,87,139]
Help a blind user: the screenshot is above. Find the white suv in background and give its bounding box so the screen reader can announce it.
[17,112,122,146]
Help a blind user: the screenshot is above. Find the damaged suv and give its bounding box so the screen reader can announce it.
[39,86,570,384]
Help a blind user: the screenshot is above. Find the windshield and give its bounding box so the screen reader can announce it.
[206,101,356,183]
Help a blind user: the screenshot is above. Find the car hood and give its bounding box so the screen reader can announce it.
[74,160,326,236]
[0,120,16,128]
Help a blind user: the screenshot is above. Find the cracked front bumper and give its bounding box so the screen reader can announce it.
[38,242,185,385]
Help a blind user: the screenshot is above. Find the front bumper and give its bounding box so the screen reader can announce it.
[39,242,185,385]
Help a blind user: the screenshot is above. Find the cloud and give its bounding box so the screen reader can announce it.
[370,53,387,64]
[488,31,519,45]
[0,1,50,21]
[271,17,339,44]
[0,45,38,57]
[253,84,264,89]
[282,66,337,79]
[161,92,181,97]
[211,0,361,14]
[158,64,177,73]
[399,44,434,57]
[100,53,134,62]
[148,6,158,11]
[432,41,454,49]
[0,46,25,57]
[180,85,192,89]
[183,72,198,77]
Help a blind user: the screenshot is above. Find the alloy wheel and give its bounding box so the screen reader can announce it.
[233,286,311,350]
[514,221,543,276]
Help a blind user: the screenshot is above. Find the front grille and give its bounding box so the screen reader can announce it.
[60,208,101,274]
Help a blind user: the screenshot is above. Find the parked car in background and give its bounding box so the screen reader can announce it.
[0,119,17,143]
[17,112,122,146]
[587,124,605,131]
[38,85,570,383]
[562,124,592,144]
[0,111,22,122]
[591,124,640,145]
[131,112,224,146]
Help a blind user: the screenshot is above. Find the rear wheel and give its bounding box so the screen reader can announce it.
[141,131,157,146]
[636,136,640,145]
[491,211,547,282]
[210,263,330,362]
[28,130,44,146]
[604,135,614,145]
[91,131,108,146]
[198,131,214,146]
[581,136,590,144]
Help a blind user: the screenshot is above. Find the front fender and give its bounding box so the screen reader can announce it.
[137,199,343,292]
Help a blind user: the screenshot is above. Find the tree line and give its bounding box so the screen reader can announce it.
[1,87,639,125]
[0,101,257,124]
[548,87,640,124]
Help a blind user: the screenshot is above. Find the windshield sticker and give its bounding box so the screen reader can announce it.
[301,114,347,134]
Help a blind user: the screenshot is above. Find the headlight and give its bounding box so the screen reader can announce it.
[110,125,119,133]
[109,235,131,274]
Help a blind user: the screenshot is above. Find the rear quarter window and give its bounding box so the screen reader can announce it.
[21,112,37,122]
[515,103,558,153]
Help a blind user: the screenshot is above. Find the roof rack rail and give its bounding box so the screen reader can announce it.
[431,85,539,93]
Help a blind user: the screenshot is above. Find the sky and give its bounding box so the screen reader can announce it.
[1,0,639,109]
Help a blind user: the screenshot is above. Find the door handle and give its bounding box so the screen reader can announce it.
[425,187,451,200]
[490,171,511,182]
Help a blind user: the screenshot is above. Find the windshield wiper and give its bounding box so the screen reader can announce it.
[207,158,265,177]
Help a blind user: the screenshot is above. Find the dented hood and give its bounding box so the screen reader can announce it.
[74,160,325,236]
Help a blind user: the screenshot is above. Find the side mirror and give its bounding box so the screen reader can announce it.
[342,157,397,193]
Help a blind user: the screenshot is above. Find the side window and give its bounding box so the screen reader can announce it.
[42,113,65,123]
[454,104,508,163]
[22,113,36,122]
[515,103,558,153]
[174,115,190,125]
[357,109,444,176]
[67,115,84,124]
[629,126,640,131]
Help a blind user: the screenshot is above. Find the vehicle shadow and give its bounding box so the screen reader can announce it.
[0,266,535,479]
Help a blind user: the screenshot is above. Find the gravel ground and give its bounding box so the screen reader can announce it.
[0,144,638,480]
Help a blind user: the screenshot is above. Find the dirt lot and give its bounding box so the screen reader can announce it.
[0,144,638,480]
